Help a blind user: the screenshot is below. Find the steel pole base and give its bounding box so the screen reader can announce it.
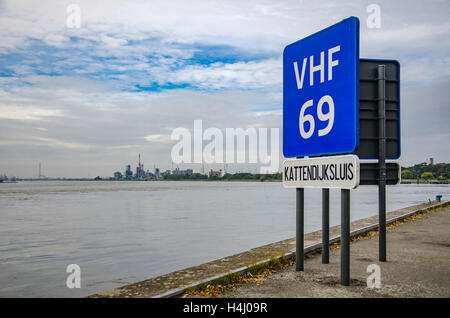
[296,188,304,271]
[341,189,350,286]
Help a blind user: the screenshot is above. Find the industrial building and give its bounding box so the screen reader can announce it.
[113,154,168,180]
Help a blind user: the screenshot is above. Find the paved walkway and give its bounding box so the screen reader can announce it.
[230,205,450,298]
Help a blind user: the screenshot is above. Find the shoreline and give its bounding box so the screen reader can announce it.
[4,179,449,184]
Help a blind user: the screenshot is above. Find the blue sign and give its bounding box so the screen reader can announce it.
[283,17,360,158]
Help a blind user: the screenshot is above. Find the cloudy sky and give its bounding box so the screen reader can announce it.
[0,0,449,178]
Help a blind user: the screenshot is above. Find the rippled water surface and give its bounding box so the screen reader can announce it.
[0,181,448,297]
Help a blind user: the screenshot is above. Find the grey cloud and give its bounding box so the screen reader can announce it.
[0,0,449,177]
[0,84,282,177]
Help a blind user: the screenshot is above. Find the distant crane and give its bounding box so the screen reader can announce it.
[38,162,45,178]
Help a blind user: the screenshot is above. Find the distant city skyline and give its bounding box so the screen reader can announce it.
[0,156,444,180]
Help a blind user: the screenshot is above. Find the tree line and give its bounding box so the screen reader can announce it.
[401,162,449,180]
[163,163,449,182]
[164,172,282,181]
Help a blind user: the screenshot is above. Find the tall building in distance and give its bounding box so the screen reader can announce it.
[125,164,133,179]
[135,153,145,179]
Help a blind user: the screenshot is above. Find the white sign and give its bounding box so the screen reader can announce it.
[282,155,360,189]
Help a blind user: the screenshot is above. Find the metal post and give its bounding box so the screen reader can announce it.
[296,188,304,271]
[341,189,350,286]
[378,65,387,262]
[322,188,330,264]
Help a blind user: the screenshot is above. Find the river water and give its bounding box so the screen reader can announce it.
[0,181,448,297]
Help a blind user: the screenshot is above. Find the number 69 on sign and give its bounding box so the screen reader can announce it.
[299,95,334,139]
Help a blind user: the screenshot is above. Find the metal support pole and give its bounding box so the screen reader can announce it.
[296,188,304,271]
[341,189,350,286]
[322,188,330,264]
[378,65,387,262]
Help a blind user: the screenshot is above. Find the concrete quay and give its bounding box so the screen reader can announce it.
[89,200,449,298]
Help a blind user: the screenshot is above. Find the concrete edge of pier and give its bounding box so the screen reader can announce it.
[89,200,449,298]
